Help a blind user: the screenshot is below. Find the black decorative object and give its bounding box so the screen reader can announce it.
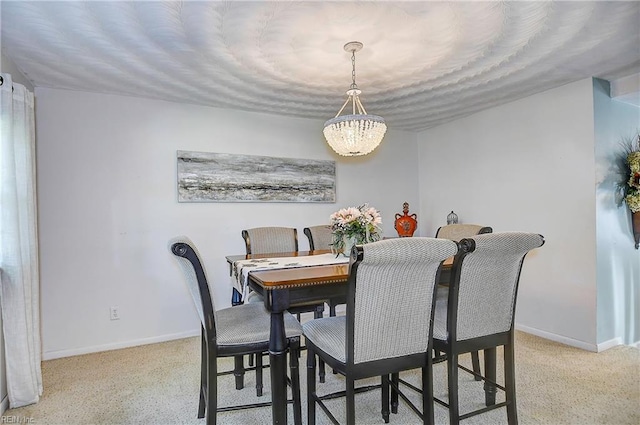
[447,210,458,225]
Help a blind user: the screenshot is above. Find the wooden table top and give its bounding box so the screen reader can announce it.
[250,264,350,288]
[242,251,453,290]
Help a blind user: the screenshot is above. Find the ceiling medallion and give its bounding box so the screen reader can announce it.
[323,41,387,157]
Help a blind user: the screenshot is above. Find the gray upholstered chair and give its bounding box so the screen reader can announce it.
[435,224,493,242]
[393,232,544,425]
[304,238,458,425]
[435,223,492,379]
[303,225,334,251]
[242,226,298,255]
[170,236,303,425]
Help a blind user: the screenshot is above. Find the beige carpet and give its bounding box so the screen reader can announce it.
[4,331,639,425]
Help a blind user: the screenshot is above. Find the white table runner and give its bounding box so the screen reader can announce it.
[231,253,350,297]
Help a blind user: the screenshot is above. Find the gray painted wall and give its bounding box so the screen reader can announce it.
[34,87,420,359]
[417,79,601,350]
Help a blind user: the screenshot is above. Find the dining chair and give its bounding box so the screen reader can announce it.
[435,224,493,242]
[242,226,299,255]
[303,225,333,251]
[435,223,492,379]
[170,236,303,425]
[392,232,545,425]
[304,237,459,425]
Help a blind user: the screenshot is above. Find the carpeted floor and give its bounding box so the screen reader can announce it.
[4,330,639,424]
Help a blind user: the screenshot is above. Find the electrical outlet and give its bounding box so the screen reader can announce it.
[110,306,120,320]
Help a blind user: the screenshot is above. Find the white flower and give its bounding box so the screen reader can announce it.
[329,204,382,253]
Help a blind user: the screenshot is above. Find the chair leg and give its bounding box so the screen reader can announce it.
[307,348,317,425]
[346,377,356,425]
[328,303,338,374]
[391,372,399,414]
[315,307,326,383]
[504,341,518,425]
[424,357,435,425]
[206,343,217,425]
[248,353,254,367]
[198,331,207,419]
[447,352,460,425]
[471,351,482,381]
[289,344,302,425]
[329,302,336,317]
[483,347,497,406]
[255,352,263,397]
[381,374,390,423]
[233,355,245,390]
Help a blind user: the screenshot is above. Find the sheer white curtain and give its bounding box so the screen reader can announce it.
[0,73,42,407]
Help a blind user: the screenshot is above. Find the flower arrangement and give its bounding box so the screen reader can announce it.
[330,204,382,255]
[622,134,640,213]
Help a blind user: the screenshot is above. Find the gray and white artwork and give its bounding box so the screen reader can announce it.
[177,151,336,202]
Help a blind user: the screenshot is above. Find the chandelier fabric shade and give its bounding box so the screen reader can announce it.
[324,42,387,157]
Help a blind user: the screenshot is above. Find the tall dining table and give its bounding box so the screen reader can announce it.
[225,249,454,425]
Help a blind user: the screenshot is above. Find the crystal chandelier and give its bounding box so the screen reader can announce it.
[323,42,387,157]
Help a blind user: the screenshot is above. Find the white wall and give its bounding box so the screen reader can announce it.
[417,78,599,349]
[0,52,35,413]
[593,78,640,346]
[34,87,419,359]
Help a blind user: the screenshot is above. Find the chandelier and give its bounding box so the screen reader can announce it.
[323,42,387,157]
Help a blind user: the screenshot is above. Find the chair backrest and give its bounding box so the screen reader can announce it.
[241,227,298,255]
[435,223,492,242]
[303,225,333,250]
[448,232,544,341]
[347,238,458,365]
[169,236,215,335]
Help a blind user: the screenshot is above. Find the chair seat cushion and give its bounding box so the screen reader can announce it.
[433,286,449,341]
[245,291,264,303]
[302,316,346,363]
[216,303,302,346]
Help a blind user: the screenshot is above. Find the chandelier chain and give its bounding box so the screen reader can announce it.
[351,50,357,90]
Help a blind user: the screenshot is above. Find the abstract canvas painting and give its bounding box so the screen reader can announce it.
[177,151,336,202]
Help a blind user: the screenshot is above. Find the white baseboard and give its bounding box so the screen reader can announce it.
[630,340,640,349]
[515,324,599,352]
[597,337,623,352]
[42,329,200,360]
[1,394,8,415]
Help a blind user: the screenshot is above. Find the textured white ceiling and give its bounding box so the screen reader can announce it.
[2,1,639,131]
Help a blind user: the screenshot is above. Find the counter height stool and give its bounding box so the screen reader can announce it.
[304,238,458,425]
[435,223,493,380]
[170,236,303,425]
[392,232,544,425]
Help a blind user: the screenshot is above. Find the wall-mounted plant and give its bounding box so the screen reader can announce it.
[617,133,640,248]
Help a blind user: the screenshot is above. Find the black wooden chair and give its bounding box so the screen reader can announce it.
[170,236,303,425]
[435,223,493,379]
[303,225,333,251]
[304,238,458,425]
[392,232,544,425]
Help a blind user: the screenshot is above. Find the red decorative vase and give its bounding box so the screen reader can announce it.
[633,211,640,249]
[394,202,418,237]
